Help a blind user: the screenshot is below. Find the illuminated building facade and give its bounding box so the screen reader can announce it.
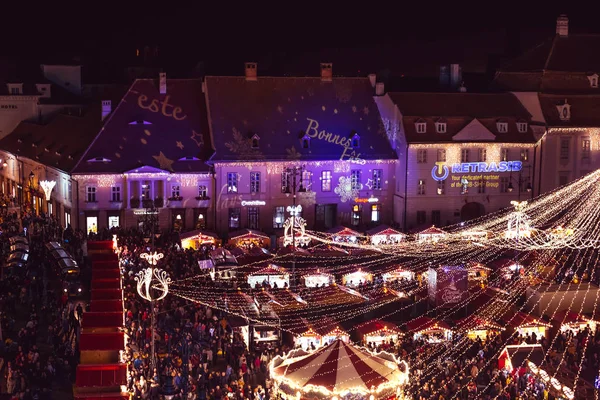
[375,91,537,231]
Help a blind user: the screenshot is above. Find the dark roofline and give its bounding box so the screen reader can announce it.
[204,76,369,80]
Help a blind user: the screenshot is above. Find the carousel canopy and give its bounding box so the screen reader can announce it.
[271,339,408,395]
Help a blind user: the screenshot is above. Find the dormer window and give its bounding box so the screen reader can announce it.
[588,74,599,88]
[7,83,23,95]
[251,134,260,149]
[435,121,446,133]
[496,120,508,133]
[415,120,427,134]
[301,134,311,149]
[517,121,528,133]
[557,100,571,121]
[35,84,51,98]
[87,157,112,163]
[351,133,360,148]
[128,120,153,125]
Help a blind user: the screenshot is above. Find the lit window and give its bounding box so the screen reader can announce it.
[501,148,509,161]
[251,134,260,148]
[321,171,332,192]
[227,172,238,193]
[496,121,508,133]
[250,172,260,193]
[588,74,599,88]
[370,204,380,222]
[273,206,285,228]
[372,169,382,190]
[478,148,486,162]
[520,149,529,162]
[110,186,121,202]
[247,207,259,229]
[141,181,151,199]
[86,186,97,202]
[350,170,361,190]
[437,180,445,195]
[417,149,427,163]
[301,170,312,191]
[435,122,446,133]
[170,184,181,199]
[437,149,446,162]
[517,122,528,133]
[415,122,426,133]
[417,179,426,195]
[281,172,290,193]
[228,207,241,229]
[461,149,470,163]
[198,185,208,198]
[351,204,362,226]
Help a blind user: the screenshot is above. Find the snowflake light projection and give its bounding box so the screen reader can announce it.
[334,176,361,203]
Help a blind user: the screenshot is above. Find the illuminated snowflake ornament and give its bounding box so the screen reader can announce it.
[334,176,361,203]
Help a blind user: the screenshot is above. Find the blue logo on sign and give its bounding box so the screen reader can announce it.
[431,162,449,181]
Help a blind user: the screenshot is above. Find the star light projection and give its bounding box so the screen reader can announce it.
[334,176,362,203]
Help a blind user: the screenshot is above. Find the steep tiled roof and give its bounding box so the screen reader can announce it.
[389,92,536,143]
[73,79,212,174]
[205,76,396,162]
[539,94,600,127]
[0,106,104,172]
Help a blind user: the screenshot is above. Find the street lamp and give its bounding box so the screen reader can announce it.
[135,256,171,380]
[507,166,532,201]
[283,166,307,289]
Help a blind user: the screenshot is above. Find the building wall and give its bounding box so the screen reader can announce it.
[404,143,535,231]
[213,160,396,236]
[0,97,40,140]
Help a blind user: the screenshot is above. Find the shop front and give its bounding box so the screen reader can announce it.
[85,211,99,234]
[193,207,208,230]
[107,210,122,229]
[171,208,186,231]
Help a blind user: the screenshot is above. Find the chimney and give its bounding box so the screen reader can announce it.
[375,82,385,96]
[439,66,450,86]
[450,64,462,88]
[368,74,377,87]
[159,72,167,94]
[556,14,569,37]
[101,100,111,121]
[320,63,333,82]
[245,62,257,81]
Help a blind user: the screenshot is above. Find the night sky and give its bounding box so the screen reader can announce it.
[4,3,600,77]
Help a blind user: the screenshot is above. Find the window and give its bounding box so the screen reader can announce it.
[321,171,332,192]
[247,207,259,229]
[250,172,261,193]
[582,138,591,163]
[273,206,285,228]
[416,211,426,225]
[435,122,446,133]
[227,172,238,193]
[431,210,441,226]
[588,74,598,88]
[437,180,445,195]
[559,172,570,186]
[478,148,487,162]
[496,121,508,133]
[415,122,426,133]
[560,137,570,163]
[86,186,97,202]
[170,184,181,199]
[281,172,290,193]
[517,122,528,133]
[500,177,509,193]
[67,180,72,203]
[301,170,312,191]
[228,208,241,229]
[557,102,571,121]
[111,186,121,202]
[372,169,382,190]
[501,148,509,162]
[65,210,71,226]
[251,134,260,148]
[417,179,426,195]
[198,185,208,198]
[141,181,151,199]
[351,134,360,148]
[461,149,470,163]
[371,204,380,222]
[302,135,310,149]
[477,179,486,194]
[417,149,427,163]
[108,216,120,228]
[350,170,361,190]
[351,204,362,226]
[437,149,446,162]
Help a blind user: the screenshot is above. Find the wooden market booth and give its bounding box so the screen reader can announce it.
[552,310,598,334]
[289,316,349,350]
[247,265,289,289]
[357,319,403,347]
[417,226,447,243]
[382,266,415,282]
[327,226,362,243]
[228,229,270,249]
[180,229,220,249]
[407,316,452,342]
[302,268,334,287]
[342,268,373,287]
[505,311,551,339]
[367,225,406,245]
[456,315,504,341]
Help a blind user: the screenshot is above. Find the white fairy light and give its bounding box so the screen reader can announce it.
[140,251,164,266]
[39,180,56,201]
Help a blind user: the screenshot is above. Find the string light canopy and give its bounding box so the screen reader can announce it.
[39,180,56,201]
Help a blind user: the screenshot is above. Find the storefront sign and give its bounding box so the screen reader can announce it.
[134,209,159,215]
[241,200,266,206]
[354,197,379,203]
[432,161,522,182]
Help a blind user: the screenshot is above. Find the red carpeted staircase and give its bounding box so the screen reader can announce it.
[74,241,129,400]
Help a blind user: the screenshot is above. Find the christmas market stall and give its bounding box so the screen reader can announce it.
[455,315,504,341]
[228,229,270,249]
[406,316,452,342]
[498,343,545,374]
[302,269,334,288]
[270,340,410,400]
[382,266,415,282]
[179,229,220,249]
[552,310,598,334]
[301,283,368,306]
[247,264,289,289]
[287,316,345,350]
[503,311,551,339]
[357,319,403,347]
[342,268,373,287]
[367,225,406,245]
[327,226,362,243]
[416,226,447,243]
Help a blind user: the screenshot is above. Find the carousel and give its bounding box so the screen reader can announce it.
[270,339,410,400]
[342,269,373,287]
